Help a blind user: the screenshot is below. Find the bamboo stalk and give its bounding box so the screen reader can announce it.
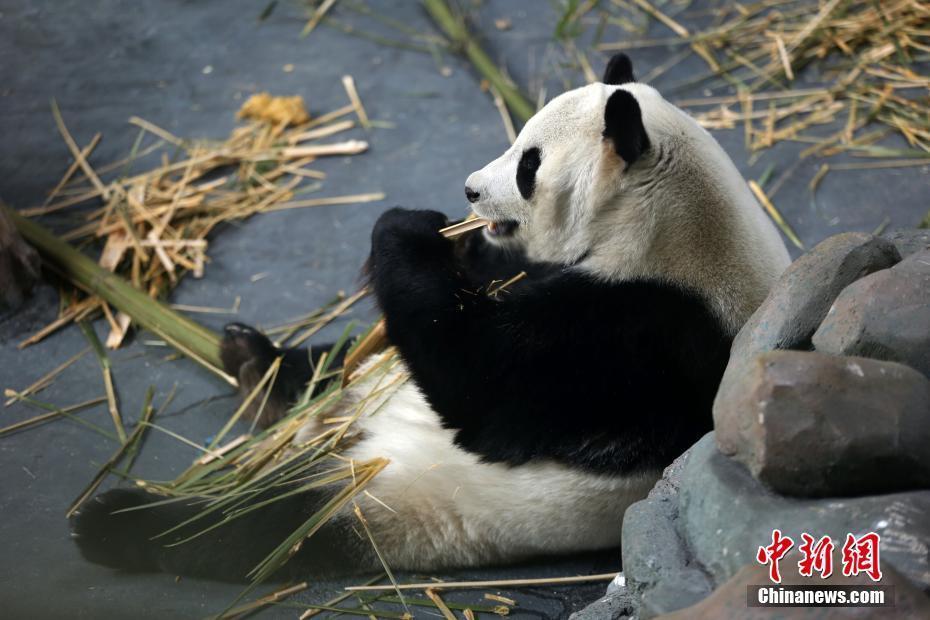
[0,396,106,438]
[342,75,372,130]
[4,346,90,407]
[438,217,488,237]
[50,100,110,201]
[268,192,385,212]
[299,575,385,619]
[423,0,535,123]
[424,589,456,620]
[18,298,101,349]
[342,321,387,385]
[345,572,619,592]
[302,0,337,36]
[217,582,308,619]
[79,322,127,443]
[5,206,231,382]
[748,180,804,250]
[65,396,156,517]
[489,86,517,144]
[42,133,102,208]
[276,140,368,159]
[287,288,369,347]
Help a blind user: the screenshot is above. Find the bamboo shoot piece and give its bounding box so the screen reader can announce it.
[5,206,233,384]
[423,0,535,124]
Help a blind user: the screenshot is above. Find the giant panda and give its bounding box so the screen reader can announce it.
[71,54,790,581]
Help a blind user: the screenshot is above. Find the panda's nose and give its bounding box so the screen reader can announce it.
[464,186,480,203]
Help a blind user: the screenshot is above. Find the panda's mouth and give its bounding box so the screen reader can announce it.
[486,220,519,237]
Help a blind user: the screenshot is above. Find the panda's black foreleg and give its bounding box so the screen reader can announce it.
[220,323,346,427]
[71,483,374,581]
[367,207,730,473]
[367,207,512,424]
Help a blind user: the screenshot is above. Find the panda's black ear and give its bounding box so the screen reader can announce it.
[603,89,650,166]
[603,53,635,85]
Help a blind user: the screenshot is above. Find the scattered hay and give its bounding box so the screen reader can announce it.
[236,92,311,125]
[602,0,929,161]
[20,79,383,350]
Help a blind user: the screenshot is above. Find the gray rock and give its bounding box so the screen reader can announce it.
[884,228,930,258]
[715,233,901,458]
[657,558,930,619]
[678,435,930,594]
[814,249,930,377]
[569,587,635,620]
[617,435,930,617]
[621,448,714,618]
[729,232,901,366]
[714,350,930,497]
[606,572,626,595]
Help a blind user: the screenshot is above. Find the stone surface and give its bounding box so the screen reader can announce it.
[814,249,930,377]
[606,572,627,594]
[728,233,901,367]
[569,587,634,620]
[621,449,714,618]
[884,228,930,258]
[615,435,930,617]
[715,233,902,461]
[678,436,930,595]
[658,558,930,619]
[714,350,930,497]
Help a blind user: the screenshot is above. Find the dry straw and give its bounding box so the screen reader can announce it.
[607,0,930,159]
[601,0,929,240]
[16,85,383,353]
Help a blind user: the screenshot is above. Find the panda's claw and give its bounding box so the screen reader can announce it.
[70,488,164,572]
[219,322,329,428]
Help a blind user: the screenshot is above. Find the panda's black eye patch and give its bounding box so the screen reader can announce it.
[516,147,541,200]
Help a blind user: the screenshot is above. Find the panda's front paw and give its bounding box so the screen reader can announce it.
[369,208,453,276]
[221,323,313,427]
[371,207,449,248]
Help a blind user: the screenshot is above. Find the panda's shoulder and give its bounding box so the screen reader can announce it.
[513,271,729,343]
[524,270,718,310]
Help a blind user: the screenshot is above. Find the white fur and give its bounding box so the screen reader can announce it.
[293,80,791,570]
[296,354,657,570]
[466,82,791,333]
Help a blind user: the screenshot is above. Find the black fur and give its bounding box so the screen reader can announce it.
[453,224,554,286]
[73,205,733,579]
[516,147,542,200]
[0,204,42,312]
[368,208,731,474]
[72,329,362,582]
[603,89,650,167]
[220,323,346,426]
[603,53,636,85]
[71,486,372,581]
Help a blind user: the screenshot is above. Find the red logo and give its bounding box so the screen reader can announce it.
[757,530,882,583]
[756,529,794,584]
[841,532,882,582]
[798,533,834,579]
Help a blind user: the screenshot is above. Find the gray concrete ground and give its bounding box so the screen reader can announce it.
[0,1,927,618]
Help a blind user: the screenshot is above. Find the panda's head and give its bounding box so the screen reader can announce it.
[467,53,792,329]
[465,54,675,265]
